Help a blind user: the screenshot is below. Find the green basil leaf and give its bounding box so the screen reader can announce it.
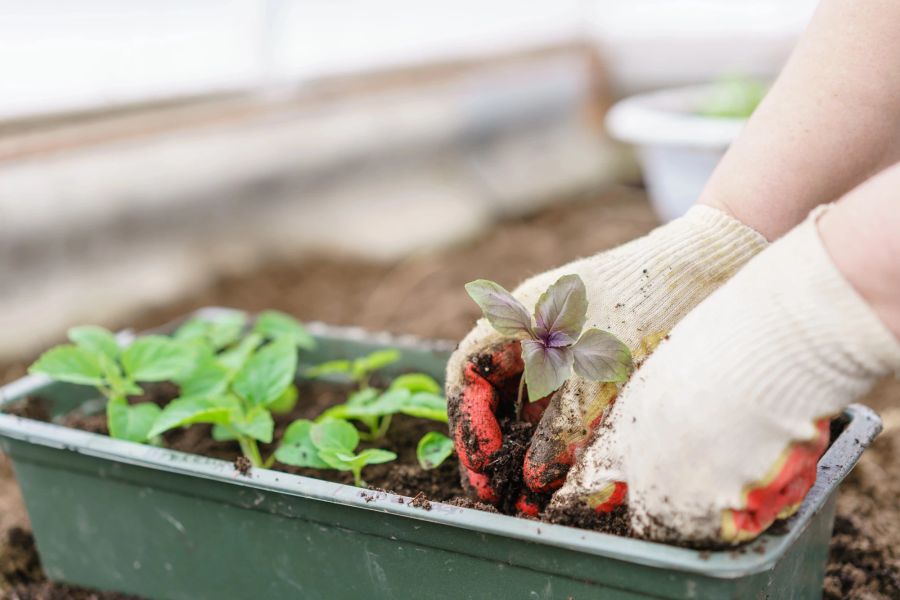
[310,419,359,452]
[399,392,448,422]
[304,359,352,379]
[232,338,297,407]
[218,333,263,372]
[354,448,397,466]
[68,326,119,361]
[174,313,247,350]
[341,389,409,418]
[148,395,236,438]
[233,407,275,443]
[388,373,441,394]
[98,354,142,396]
[351,349,400,380]
[268,384,298,414]
[122,336,194,382]
[416,432,453,470]
[175,356,230,397]
[29,345,105,386]
[275,419,329,468]
[211,424,237,441]
[317,449,354,470]
[107,400,161,443]
[253,310,316,350]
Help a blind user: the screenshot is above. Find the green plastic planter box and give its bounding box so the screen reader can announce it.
[0,309,883,599]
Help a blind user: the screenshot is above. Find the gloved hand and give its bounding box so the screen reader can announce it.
[551,206,900,545]
[445,206,768,512]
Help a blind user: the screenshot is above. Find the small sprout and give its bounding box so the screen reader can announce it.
[466,274,633,402]
[275,419,396,486]
[305,349,401,389]
[698,74,767,119]
[153,336,300,467]
[416,432,454,470]
[316,374,447,441]
[253,310,317,350]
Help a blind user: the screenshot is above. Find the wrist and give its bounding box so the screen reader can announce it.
[818,197,900,344]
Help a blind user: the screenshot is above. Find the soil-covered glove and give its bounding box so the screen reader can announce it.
[445,206,768,511]
[552,207,900,545]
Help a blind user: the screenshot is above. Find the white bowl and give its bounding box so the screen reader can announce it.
[606,85,746,222]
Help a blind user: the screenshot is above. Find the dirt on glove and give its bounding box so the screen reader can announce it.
[1,188,898,599]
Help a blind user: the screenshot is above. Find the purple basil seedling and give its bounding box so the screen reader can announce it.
[465,274,633,403]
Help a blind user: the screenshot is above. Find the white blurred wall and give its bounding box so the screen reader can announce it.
[0,0,819,121]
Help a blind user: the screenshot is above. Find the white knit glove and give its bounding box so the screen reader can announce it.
[552,207,900,544]
[445,206,768,508]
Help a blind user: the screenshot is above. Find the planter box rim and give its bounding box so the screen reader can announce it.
[0,312,882,581]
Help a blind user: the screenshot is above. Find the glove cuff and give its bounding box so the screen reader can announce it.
[730,205,900,419]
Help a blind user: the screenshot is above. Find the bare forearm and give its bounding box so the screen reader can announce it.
[700,0,900,240]
[819,163,900,341]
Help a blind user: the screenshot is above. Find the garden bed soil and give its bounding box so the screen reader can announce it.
[1,188,898,599]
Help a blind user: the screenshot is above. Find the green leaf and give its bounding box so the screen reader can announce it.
[174,313,247,350]
[304,359,352,379]
[107,400,161,443]
[268,384,298,414]
[340,389,409,418]
[311,419,359,452]
[232,338,297,407]
[253,310,316,350]
[357,448,397,464]
[521,340,573,402]
[571,329,634,383]
[218,333,263,372]
[416,432,454,469]
[465,279,534,338]
[400,392,448,422]
[351,350,401,381]
[317,449,354,471]
[319,448,396,471]
[148,396,236,438]
[233,407,275,443]
[389,373,441,394]
[346,388,380,407]
[211,424,237,441]
[175,356,231,397]
[29,345,105,386]
[532,274,588,345]
[98,354,142,396]
[68,326,119,361]
[275,419,329,468]
[122,336,194,382]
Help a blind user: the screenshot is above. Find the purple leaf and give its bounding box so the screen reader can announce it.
[465,280,534,338]
[533,274,588,345]
[571,329,633,383]
[521,340,573,401]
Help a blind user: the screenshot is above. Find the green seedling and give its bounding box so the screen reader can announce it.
[697,74,767,119]
[317,372,447,441]
[275,418,396,486]
[416,431,454,470]
[466,274,633,403]
[29,326,193,443]
[304,349,401,389]
[149,310,315,467]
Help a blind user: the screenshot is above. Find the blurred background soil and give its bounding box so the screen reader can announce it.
[2,188,898,599]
